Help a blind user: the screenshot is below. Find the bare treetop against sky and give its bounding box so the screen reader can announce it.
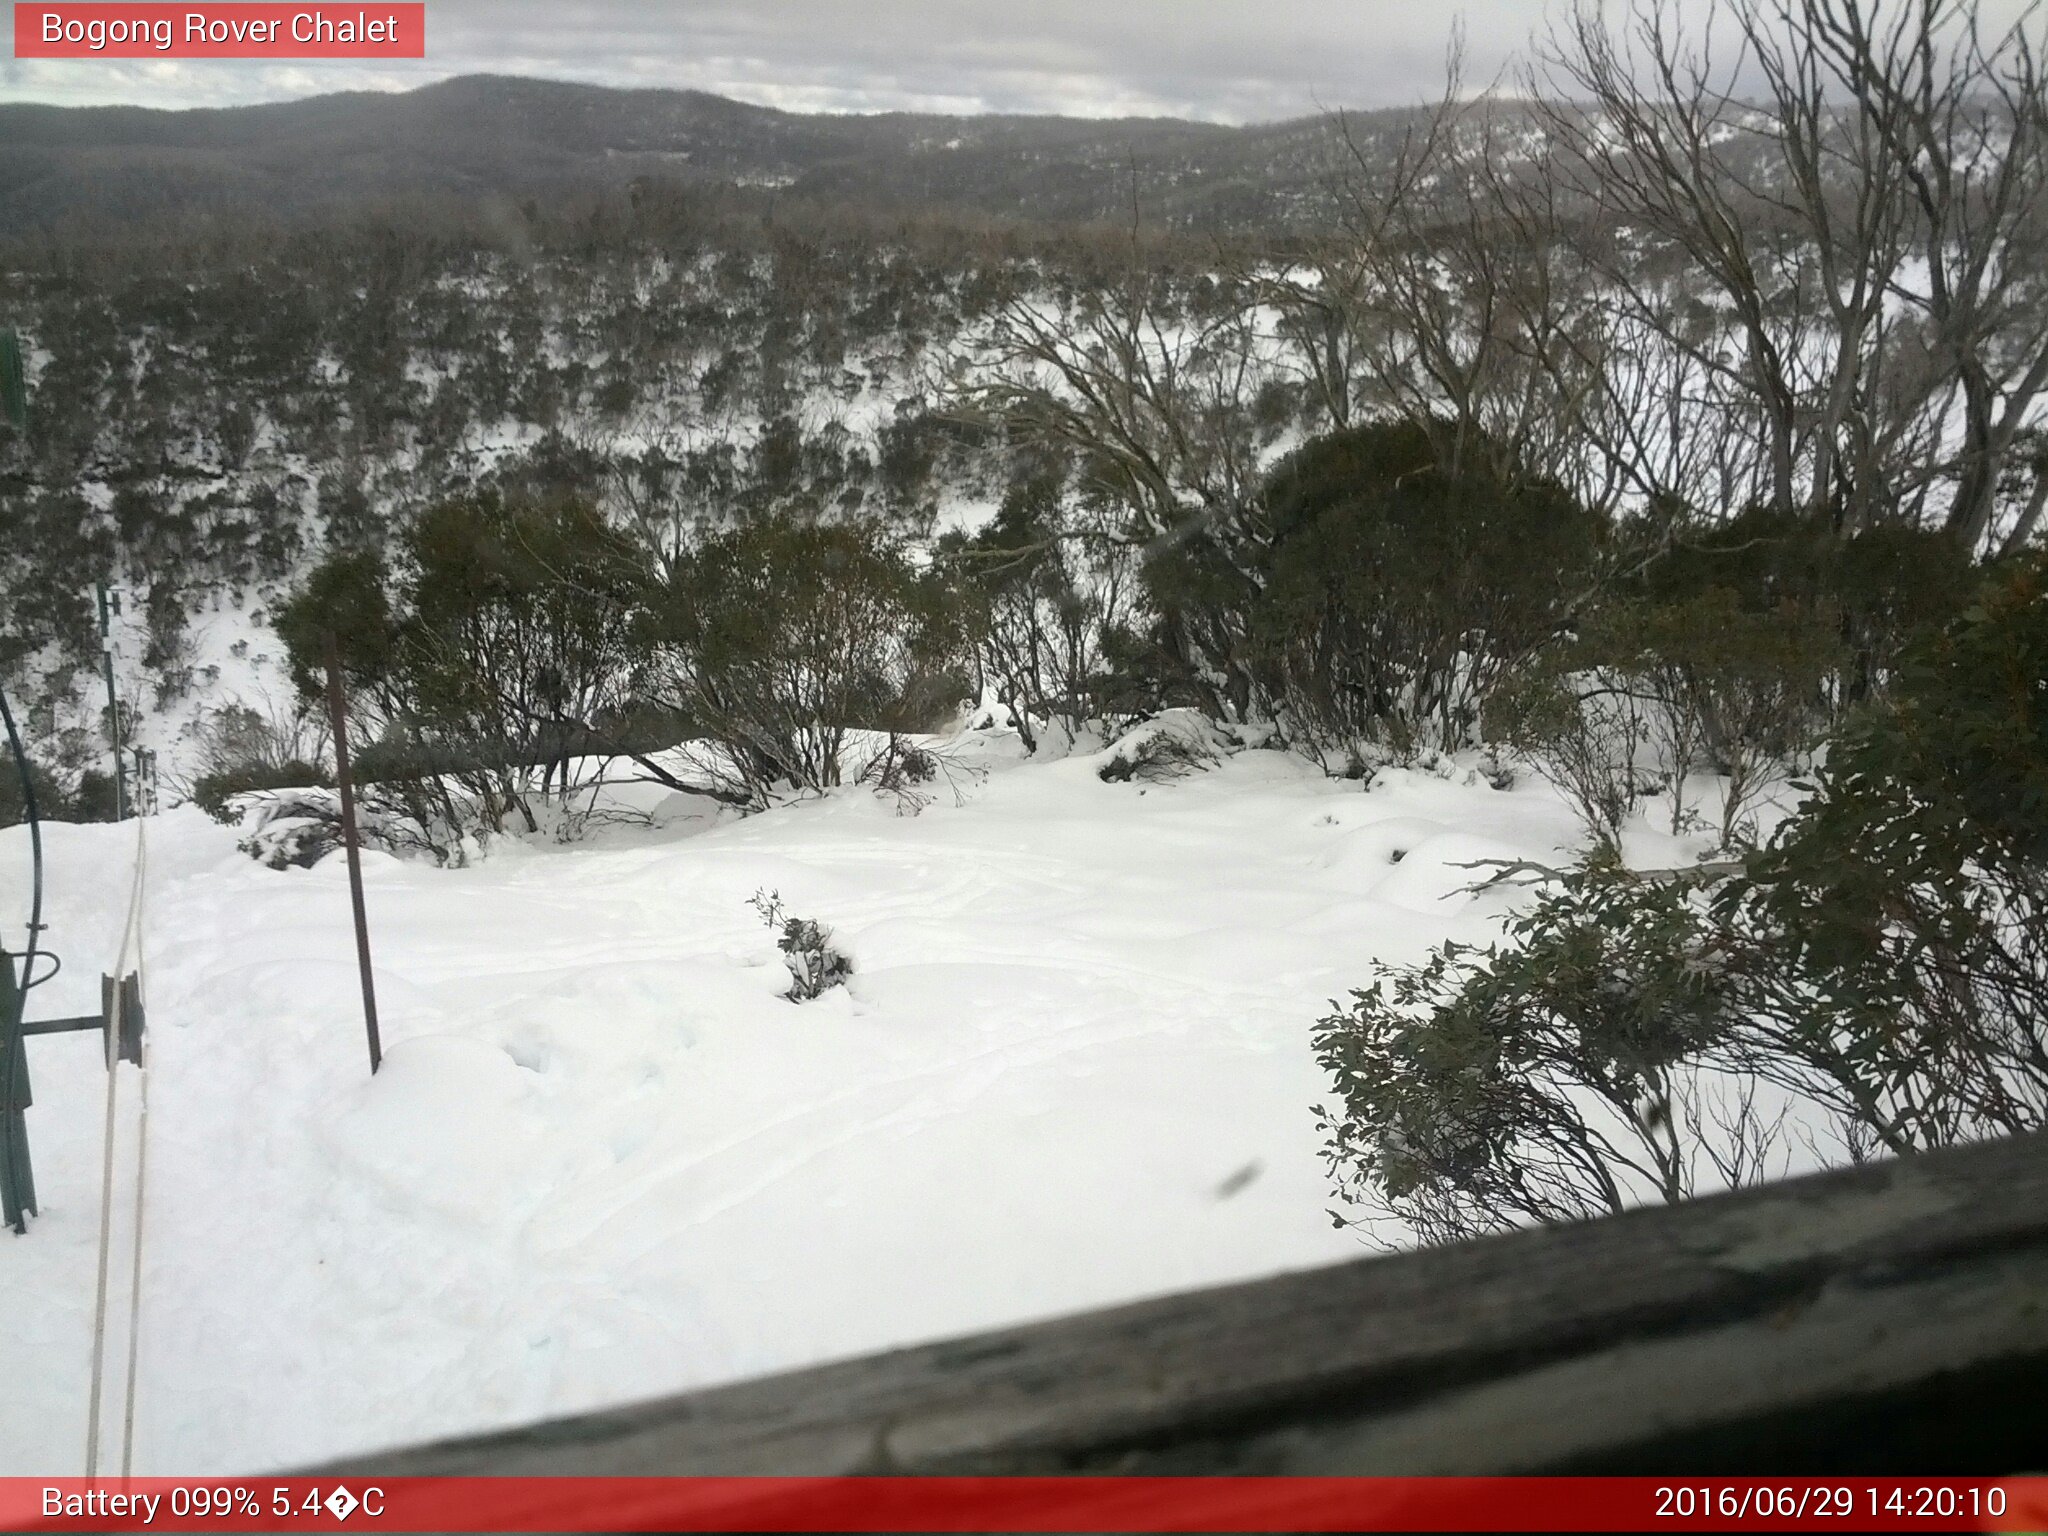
[0,0,1626,117]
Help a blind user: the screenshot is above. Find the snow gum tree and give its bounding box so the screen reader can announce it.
[1236,420,1605,763]
[640,516,970,807]
[275,493,677,859]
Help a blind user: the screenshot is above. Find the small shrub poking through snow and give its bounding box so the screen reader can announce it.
[193,761,332,824]
[1098,733,1214,785]
[1096,711,1237,785]
[238,816,342,871]
[859,733,939,814]
[749,889,853,1001]
[212,781,350,868]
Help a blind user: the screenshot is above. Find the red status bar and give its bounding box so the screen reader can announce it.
[4,1476,2046,1533]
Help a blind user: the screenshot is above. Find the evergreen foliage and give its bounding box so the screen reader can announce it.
[643,516,969,805]
[1319,555,2048,1240]
[1151,421,1606,764]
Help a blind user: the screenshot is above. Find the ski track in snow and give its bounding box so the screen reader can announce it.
[1,732,1601,1474]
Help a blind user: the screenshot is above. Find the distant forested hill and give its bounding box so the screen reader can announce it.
[0,74,1385,234]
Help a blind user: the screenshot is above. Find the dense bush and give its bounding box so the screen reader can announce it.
[1633,508,1975,709]
[276,493,980,847]
[0,756,116,828]
[277,493,657,859]
[398,493,648,816]
[643,517,969,805]
[1487,592,1842,848]
[191,759,332,824]
[1159,421,1606,766]
[1314,856,1764,1243]
[1318,554,2048,1241]
[181,699,332,822]
[1729,552,2048,1144]
[273,549,396,700]
[1484,506,1972,849]
[1484,662,1657,850]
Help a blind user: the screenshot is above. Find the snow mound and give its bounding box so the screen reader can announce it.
[1090,710,1248,784]
[321,1036,563,1226]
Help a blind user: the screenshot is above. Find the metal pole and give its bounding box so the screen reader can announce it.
[3,334,41,1232]
[322,632,382,1075]
[0,678,45,1236]
[95,583,126,821]
[0,945,33,1233]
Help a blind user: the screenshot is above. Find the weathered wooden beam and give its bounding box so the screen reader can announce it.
[323,1132,2048,1477]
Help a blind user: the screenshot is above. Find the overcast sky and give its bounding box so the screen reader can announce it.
[2,0,1567,118]
[4,0,2041,119]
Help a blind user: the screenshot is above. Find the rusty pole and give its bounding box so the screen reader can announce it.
[322,631,383,1075]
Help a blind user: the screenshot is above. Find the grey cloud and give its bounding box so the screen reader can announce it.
[1,0,1532,116]
[4,0,2040,119]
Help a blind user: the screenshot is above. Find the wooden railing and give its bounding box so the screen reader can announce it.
[326,1131,2048,1476]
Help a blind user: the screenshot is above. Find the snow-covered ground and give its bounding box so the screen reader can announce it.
[1,727,1600,1475]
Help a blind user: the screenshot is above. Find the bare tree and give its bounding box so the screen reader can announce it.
[956,234,1276,716]
[1799,0,2048,548]
[1527,0,2048,545]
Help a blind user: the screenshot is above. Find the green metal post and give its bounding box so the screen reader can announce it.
[2,333,35,1233]
[1,944,34,1234]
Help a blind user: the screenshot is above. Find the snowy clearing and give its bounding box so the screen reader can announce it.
[4,729,1608,1474]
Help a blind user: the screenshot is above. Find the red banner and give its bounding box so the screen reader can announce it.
[13,4,423,58]
[2,1477,2045,1533]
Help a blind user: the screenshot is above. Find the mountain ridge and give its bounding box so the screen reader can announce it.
[0,72,1382,233]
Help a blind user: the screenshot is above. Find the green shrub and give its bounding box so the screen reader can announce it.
[0,756,119,828]
[278,494,653,852]
[1635,507,1974,707]
[1181,421,1605,764]
[1318,555,2048,1240]
[644,517,968,804]
[1,755,63,829]
[191,760,332,824]
[68,768,119,822]
[1484,663,1656,850]
[273,548,396,699]
[1315,856,1753,1243]
[939,468,1142,751]
[1487,591,1842,848]
[1727,551,2048,1144]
